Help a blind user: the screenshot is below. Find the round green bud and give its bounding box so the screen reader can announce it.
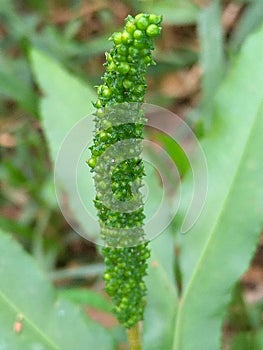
[112,182,119,190]
[104,273,111,281]
[102,120,112,130]
[107,62,116,71]
[139,48,150,56]
[113,32,122,45]
[99,131,109,141]
[94,99,102,108]
[117,62,130,75]
[135,14,149,30]
[122,297,128,304]
[128,46,139,57]
[127,55,134,63]
[125,21,136,34]
[146,24,160,37]
[123,79,133,89]
[117,44,128,56]
[102,86,112,98]
[130,95,139,102]
[142,55,152,65]
[96,108,104,118]
[121,30,132,44]
[135,13,144,20]
[133,29,144,40]
[91,148,100,156]
[87,157,97,168]
[98,181,107,190]
[134,85,145,95]
[115,54,126,62]
[128,67,137,75]
[133,40,145,49]
[144,251,151,259]
[149,14,162,24]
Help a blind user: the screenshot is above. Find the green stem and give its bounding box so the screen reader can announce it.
[127,323,141,350]
[32,208,51,269]
[48,263,104,281]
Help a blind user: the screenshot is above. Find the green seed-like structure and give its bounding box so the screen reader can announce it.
[88,13,162,328]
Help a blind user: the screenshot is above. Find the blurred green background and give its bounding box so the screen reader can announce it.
[1,1,263,349]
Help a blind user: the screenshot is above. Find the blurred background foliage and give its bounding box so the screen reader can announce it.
[0,0,263,349]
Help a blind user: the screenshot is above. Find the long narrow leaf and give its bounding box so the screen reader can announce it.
[173,27,263,350]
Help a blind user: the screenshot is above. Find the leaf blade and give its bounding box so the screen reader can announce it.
[197,0,225,130]
[30,48,97,238]
[230,1,263,52]
[30,48,96,162]
[0,230,114,349]
[173,27,263,350]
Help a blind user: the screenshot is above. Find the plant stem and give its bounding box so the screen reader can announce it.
[48,263,104,281]
[127,323,141,350]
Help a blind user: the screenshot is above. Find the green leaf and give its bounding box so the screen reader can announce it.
[230,331,262,350]
[197,0,225,130]
[30,48,96,162]
[0,229,114,349]
[155,48,198,70]
[0,57,38,115]
[79,34,113,59]
[154,132,190,177]
[230,328,263,350]
[30,48,97,238]
[139,0,200,25]
[173,28,263,349]
[255,328,263,348]
[58,288,112,313]
[230,1,263,52]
